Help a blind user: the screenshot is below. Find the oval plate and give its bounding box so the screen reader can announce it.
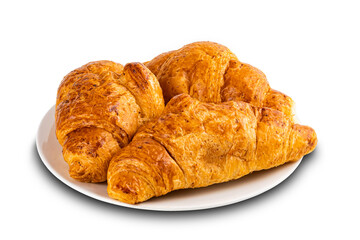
[36,106,302,211]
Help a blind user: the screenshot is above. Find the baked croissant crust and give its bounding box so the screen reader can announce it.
[145,41,294,118]
[107,94,317,204]
[56,61,164,182]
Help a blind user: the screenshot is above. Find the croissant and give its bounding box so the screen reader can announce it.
[145,41,294,118]
[107,94,317,204]
[56,60,165,182]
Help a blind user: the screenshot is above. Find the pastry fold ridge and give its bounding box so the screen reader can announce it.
[107,94,317,204]
[145,41,294,118]
[56,61,164,182]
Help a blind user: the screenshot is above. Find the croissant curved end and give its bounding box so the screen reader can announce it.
[295,124,318,154]
[62,127,121,183]
[65,155,107,183]
[107,164,155,204]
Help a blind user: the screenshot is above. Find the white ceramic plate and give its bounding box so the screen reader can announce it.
[36,106,302,211]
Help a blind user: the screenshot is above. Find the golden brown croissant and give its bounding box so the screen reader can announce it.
[145,41,294,118]
[107,94,317,204]
[56,60,165,182]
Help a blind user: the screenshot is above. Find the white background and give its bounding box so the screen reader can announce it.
[1,0,359,239]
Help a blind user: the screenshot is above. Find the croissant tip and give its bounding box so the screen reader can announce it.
[293,124,318,156]
[307,129,318,154]
[107,162,157,204]
[67,158,106,183]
